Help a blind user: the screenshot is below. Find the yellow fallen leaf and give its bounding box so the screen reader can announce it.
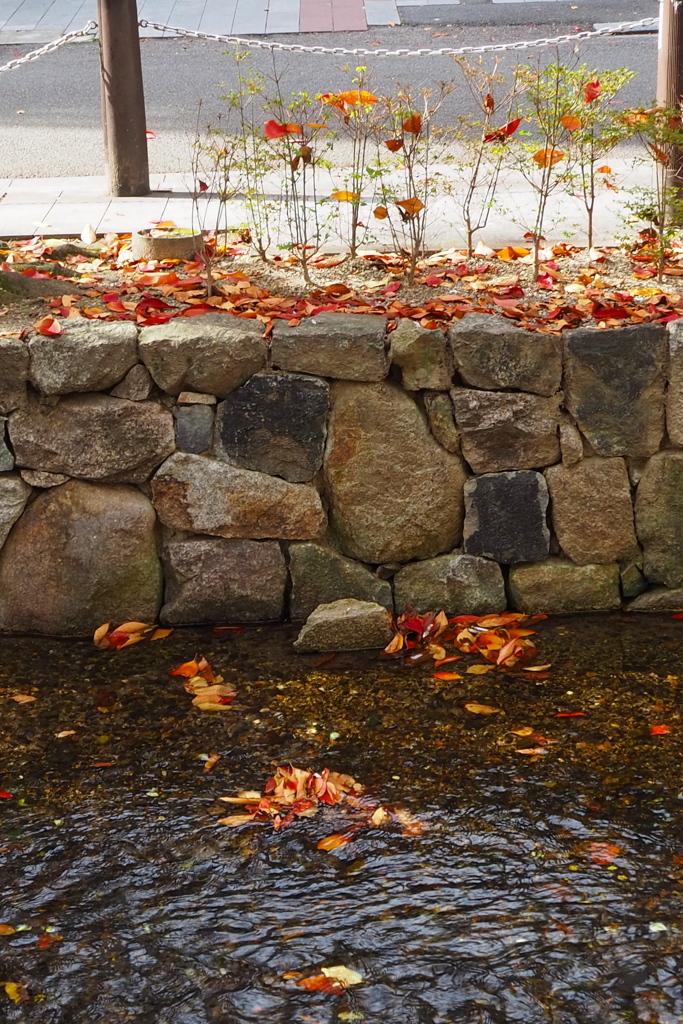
[150,628,173,641]
[466,664,495,675]
[511,726,534,737]
[204,752,221,772]
[4,982,28,1004]
[321,965,363,988]
[0,924,16,935]
[370,806,390,826]
[464,702,502,715]
[115,621,151,633]
[331,190,360,202]
[523,664,552,672]
[93,622,110,645]
[217,813,258,826]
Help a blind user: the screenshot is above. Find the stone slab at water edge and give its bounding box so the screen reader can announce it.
[1,313,683,635]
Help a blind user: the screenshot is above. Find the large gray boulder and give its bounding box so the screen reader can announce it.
[272,313,388,381]
[293,598,393,652]
[9,394,175,483]
[389,320,453,391]
[545,457,638,565]
[463,470,549,564]
[0,338,29,414]
[161,536,287,624]
[289,542,392,622]
[394,551,505,615]
[28,322,138,394]
[563,323,667,457]
[635,450,683,587]
[0,473,32,550]
[152,452,326,540]
[448,313,562,396]
[667,320,683,446]
[139,314,267,397]
[215,372,329,483]
[451,388,560,474]
[509,558,621,614]
[324,381,468,564]
[0,481,162,634]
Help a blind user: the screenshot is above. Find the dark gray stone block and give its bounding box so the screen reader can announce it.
[215,372,329,483]
[174,403,214,454]
[463,470,549,564]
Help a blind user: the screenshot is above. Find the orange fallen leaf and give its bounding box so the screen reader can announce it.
[37,933,63,949]
[331,190,360,202]
[516,747,548,755]
[317,832,353,851]
[171,660,201,677]
[297,974,345,994]
[384,633,404,654]
[434,655,461,667]
[204,752,221,772]
[533,148,564,168]
[93,622,110,646]
[396,197,425,217]
[402,111,422,135]
[0,924,16,936]
[56,730,76,739]
[560,114,581,131]
[589,841,621,865]
[464,702,502,715]
[150,628,173,641]
[373,205,389,220]
[385,138,403,152]
[11,694,36,704]
[337,89,378,105]
[433,671,463,680]
[33,315,62,336]
[650,724,671,735]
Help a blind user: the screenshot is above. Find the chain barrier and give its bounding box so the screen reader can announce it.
[137,15,658,57]
[0,21,97,74]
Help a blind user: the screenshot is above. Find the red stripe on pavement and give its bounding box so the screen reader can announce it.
[332,0,367,30]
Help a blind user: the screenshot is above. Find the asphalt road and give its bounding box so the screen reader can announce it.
[0,0,659,177]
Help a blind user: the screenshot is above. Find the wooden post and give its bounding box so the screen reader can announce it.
[657,0,683,190]
[97,0,150,196]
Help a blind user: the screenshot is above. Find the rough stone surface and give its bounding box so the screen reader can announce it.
[620,560,646,599]
[215,373,329,483]
[174,404,214,454]
[161,536,286,625]
[152,452,326,540]
[0,338,29,415]
[545,457,638,566]
[272,313,388,382]
[559,420,583,467]
[424,392,460,453]
[110,363,154,401]
[635,450,683,587]
[178,391,216,405]
[463,471,549,564]
[9,395,175,484]
[394,551,505,615]
[389,320,453,391]
[0,474,32,550]
[448,313,562,396]
[628,587,683,611]
[324,382,468,564]
[0,419,13,472]
[29,322,138,395]
[667,319,683,445]
[563,323,667,457]
[452,388,560,474]
[289,542,392,622]
[293,599,393,652]
[139,314,267,397]
[0,481,162,634]
[20,469,70,488]
[509,559,621,613]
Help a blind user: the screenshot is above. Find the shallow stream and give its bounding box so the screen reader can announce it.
[1,614,682,1023]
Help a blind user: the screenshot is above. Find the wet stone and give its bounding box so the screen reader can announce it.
[0,473,31,550]
[161,536,286,625]
[174,403,214,455]
[448,313,562,396]
[423,392,460,453]
[389,320,453,391]
[0,337,29,414]
[110,363,154,402]
[463,470,550,564]
[215,372,329,484]
[293,598,393,653]
[152,452,326,540]
[452,388,560,474]
[272,313,388,382]
[628,586,683,611]
[620,560,647,599]
[139,314,267,397]
[509,558,621,613]
[9,394,175,484]
[394,551,505,616]
[289,542,392,622]
[0,419,13,472]
[563,323,667,457]
[324,381,468,564]
[28,322,138,395]
[545,457,638,566]
[635,450,683,588]
[0,480,162,635]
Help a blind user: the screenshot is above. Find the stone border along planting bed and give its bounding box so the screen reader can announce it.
[1,311,683,638]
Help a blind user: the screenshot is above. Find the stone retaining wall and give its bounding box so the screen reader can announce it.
[1,311,682,635]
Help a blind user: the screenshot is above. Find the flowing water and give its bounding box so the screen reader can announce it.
[1,614,682,1024]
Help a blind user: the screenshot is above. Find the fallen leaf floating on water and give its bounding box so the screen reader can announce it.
[203,752,221,772]
[0,789,13,799]
[36,933,63,949]
[0,924,16,935]
[322,965,363,987]
[296,975,345,994]
[511,726,534,736]
[10,694,36,704]
[3,982,29,1004]
[56,730,76,738]
[516,747,549,756]
[433,671,462,681]
[172,658,235,713]
[589,841,621,865]
[94,621,170,650]
[650,724,671,735]
[466,664,495,675]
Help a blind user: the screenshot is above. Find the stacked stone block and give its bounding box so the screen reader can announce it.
[0,312,680,634]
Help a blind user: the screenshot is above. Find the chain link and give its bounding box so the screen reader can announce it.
[0,21,97,74]
[137,15,658,57]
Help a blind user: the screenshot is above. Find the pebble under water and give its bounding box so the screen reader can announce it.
[1,613,682,1023]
